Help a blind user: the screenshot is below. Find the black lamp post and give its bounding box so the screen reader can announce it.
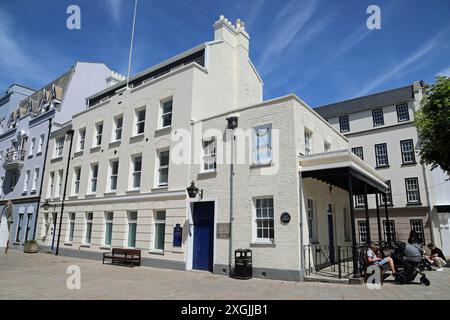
[186,181,203,199]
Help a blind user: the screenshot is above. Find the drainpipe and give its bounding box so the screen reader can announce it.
[226,115,239,276]
[298,170,305,280]
[32,117,52,240]
[55,129,74,256]
[421,164,435,245]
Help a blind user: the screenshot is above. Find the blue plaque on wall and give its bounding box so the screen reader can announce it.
[173,224,183,247]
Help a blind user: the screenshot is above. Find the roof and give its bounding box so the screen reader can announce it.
[86,43,207,104]
[314,85,414,119]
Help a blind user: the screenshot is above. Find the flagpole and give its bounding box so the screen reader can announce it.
[126,0,138,89]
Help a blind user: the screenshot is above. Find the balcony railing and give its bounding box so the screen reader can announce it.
[3,150,26,170]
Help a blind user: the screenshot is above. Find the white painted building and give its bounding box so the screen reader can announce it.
[315,83,450,255]
[36,16,388,281]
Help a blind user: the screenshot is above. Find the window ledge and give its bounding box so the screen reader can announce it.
[68,195,78,200]
[155,127,172,137]
[21,192,28,196]
[198,171,217,179]
[109,141,121,149]
[149,250,165,256]
[90,146,101,154]
[51,156,63,163]
[80,244,91,248]
[28,155,33,159]
[85,194,96,199]
[30,190,37,195]
[36,152,42,157]
[53,197,61,202]
[250,162,272,169]
[401,162,417,167]
[130,134,145,144]
[100,246,112,251]
[64,242,73,247]
[74,150,84,158]
[406,203,423,207]
[126,189,140,195]
[250,242,276,248]
[104,191,117,196]
[375,165,390,170]
[152,186,168,192]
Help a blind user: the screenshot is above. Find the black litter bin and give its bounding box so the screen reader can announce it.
[234,249,252,279]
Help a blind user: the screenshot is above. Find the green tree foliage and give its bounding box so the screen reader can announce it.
[415,76,450,175]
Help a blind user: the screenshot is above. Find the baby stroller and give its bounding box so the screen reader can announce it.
[392,242,432,286]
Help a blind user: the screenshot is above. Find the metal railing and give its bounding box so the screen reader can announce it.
[304,244,354,279]
[4,150,26,163]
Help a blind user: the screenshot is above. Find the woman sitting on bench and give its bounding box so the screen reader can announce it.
[367,242,396,275]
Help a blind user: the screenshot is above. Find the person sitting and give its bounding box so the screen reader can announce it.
[367,242,396,274]
[427,243,447,272]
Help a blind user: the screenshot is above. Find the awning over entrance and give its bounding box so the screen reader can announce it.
[299,150,388,194]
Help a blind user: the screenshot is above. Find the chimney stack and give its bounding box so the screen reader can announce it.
[213,15,249,51]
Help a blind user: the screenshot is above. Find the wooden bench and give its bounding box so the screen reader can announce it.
[103,248,141,267]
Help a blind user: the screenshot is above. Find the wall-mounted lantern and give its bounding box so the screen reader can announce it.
[186,181,203,199]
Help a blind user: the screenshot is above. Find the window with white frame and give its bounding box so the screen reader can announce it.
[153,211,166,251]
[29,138,35,157]
[410,219,425,244]
[339,115,350,133]
[90,164,98,194]
[202,139,216,172]
[84,212,93,244]
[372,108,384,127]
[37,134,44,154]
[127,212,137,248]
[161,100,173,128]
[252,124,272,164]
[95,123,103,146]
[78,128,86,151]
[355,195,366,207]
[24,213,32,242]
[32,168,40,191]
[396,104,410,122]
[379,180,393,205]
[400,139,416,164]
[104,212,113,246]
[16,214,23,242]
[55,137,65,158]
[304,130,313,155]
[56,170,63,197]
[68,213,75,242]
[157,150,169,187]
[405,178,420,204]
[73,167,81,195]
[375,143,389,167]
[48,172,55,198]
[358,221,367,244]
[351,147,364,160]
[384,220,396,243]
[131,155,142,190]
[114,116,123,141]
[255,198,274,242]
[109,160,119,192]
[135,108,146,135]
[307,199,315,241]
[23,170,30,193]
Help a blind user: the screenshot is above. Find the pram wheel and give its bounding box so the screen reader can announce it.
[420,276,430,286]
[395,273,407,285]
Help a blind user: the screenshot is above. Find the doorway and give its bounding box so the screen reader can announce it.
[327,203,335,264]
[192,202,215,272]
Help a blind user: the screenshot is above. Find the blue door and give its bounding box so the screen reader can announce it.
[193,202,214,271]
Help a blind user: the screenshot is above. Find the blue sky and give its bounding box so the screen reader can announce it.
[0,0,449,107]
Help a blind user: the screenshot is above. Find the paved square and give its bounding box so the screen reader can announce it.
[0,250,449,300]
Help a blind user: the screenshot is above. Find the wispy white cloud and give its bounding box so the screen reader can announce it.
[105,0,125,26]
[437,66,450,77]
[354,30,448,97]
[244,0,267,30]
[0,9,45,86]
[257,0,321,77]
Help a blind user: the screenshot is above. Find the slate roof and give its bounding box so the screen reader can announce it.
[314,85,415,119]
